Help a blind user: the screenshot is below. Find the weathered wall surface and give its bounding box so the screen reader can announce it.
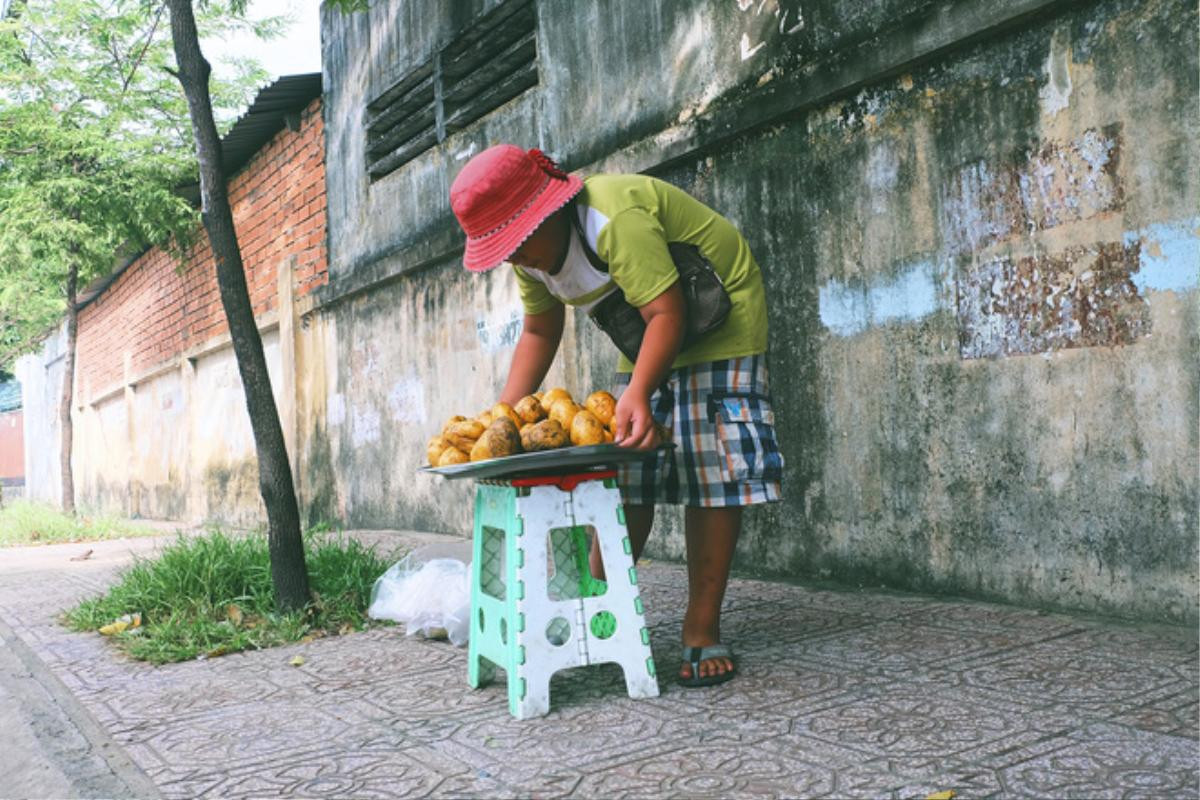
[21,99,329,525]
[15,324,65,506]
[309,255,590,534]
[656,0,1198,621]
[319,0,1197,622]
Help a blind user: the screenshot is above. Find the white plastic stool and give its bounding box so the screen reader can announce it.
[467,470,659,719]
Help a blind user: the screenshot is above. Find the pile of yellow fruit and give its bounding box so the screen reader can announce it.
[426,389,619,467]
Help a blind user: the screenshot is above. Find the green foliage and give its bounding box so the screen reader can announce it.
[0,0,273,370]
[0,498,153,545]
[64,527,400,663]
[323,0,369,11]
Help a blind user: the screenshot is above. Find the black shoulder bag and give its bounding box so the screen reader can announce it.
[569,207,732,363]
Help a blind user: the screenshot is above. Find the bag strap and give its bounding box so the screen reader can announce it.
[570,203,708,280]
[567,202,610,274]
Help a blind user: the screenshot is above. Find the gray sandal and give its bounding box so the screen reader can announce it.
[679,644,737,687]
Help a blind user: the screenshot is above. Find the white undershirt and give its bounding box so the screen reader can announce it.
[521,205,616,312]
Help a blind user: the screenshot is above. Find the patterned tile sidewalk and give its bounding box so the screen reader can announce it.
[0,531,1196,799]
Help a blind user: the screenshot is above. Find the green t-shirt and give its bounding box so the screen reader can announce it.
[513,174,768,372]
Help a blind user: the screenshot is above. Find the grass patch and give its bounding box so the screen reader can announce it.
[0,500,152,547]
[63,527,399,664]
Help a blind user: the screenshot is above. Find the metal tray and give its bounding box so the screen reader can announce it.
[420,443,674,481]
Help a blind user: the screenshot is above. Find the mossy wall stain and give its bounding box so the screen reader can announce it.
[129,478,188,522]
[202,459,264,529]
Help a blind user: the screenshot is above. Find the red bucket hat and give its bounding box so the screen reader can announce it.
[450,144,584,272]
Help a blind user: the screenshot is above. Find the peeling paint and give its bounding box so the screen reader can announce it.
[1039,30,1074,118]
[943,126,1123,253]
[957,241,1150,358]
[820,260,942,336]
[1125,218,1200,294]
[1018,127,1121,229]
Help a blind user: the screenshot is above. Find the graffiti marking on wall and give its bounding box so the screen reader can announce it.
[475,307,523,353]
[734,0,805,62]
[740,32,766,61]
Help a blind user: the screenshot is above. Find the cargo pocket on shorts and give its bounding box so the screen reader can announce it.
[709,393,784,483]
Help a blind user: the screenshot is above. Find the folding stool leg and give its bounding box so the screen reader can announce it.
[573,479,660,701]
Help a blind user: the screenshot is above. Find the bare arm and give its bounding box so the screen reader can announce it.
[614,283,686,450]
[498,304,566,406]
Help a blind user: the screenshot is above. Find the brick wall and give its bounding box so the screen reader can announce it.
[76,98,327,398]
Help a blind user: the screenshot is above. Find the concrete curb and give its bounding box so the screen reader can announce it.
[0,612,162,799]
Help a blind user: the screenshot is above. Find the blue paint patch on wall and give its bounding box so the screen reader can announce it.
[1125,218,1200,294]
[819,260,942,336]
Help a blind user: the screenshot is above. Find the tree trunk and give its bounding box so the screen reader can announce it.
[59,262,77,514]
[165,0,310,611]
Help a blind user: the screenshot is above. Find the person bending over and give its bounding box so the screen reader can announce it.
[449,145,784,687]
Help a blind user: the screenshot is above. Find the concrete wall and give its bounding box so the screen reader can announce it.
[318,0,1197,622]
[15,324,65,506]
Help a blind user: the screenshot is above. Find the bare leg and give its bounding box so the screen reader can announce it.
[590,503,653,580]
[680,506,741,680]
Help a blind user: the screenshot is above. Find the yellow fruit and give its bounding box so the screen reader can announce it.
[514,395,546,424]
[541,387,572,409]
[491,402,522,428]
[521,419,569,451]
[470,417,522,461]
[585,391,616,426]
[426,435,449,466]
[548,398,581,431]
[437,447,469,466]
[444,419,485,452]
[570,409,606,446]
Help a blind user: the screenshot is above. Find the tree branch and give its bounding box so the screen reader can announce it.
[108,38,125,75]
[121,4,166,98]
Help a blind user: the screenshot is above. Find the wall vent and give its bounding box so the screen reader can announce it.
[365,0,538,182]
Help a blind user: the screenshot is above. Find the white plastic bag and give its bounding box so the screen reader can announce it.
[368,552,471,646]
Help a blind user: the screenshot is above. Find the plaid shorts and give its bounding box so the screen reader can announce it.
[615,355,784,508]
